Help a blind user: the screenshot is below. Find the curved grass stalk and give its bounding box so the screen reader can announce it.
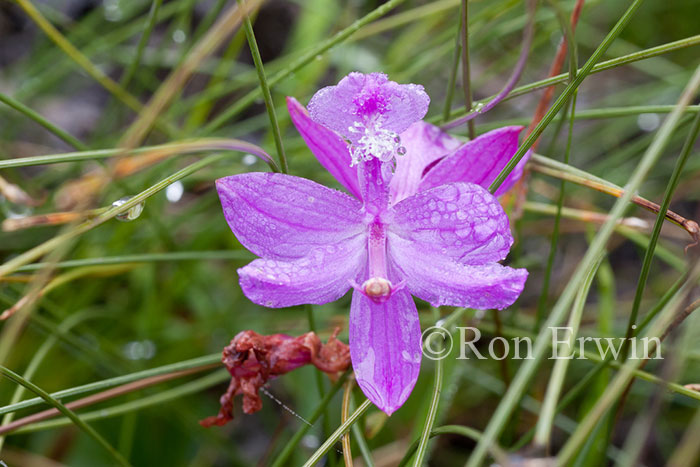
[341,378,354,466]
[0,365,131,466]
[443,0,535,130]
[0,310,104,451]
[411,333,445,466]
[0,138,277,171]
[302,399,372,467]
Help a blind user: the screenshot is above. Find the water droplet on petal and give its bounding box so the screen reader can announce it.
[112,196,145,222]
[396,146,407,156]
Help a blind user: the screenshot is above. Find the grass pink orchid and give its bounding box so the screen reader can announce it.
[216,72,528,415]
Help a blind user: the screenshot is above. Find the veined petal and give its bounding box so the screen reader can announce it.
[308,73,429,165]
[389,235,528,310]
[238,235,366,308]
[390,182,513,264]
[287,97,361,199]
[349,287,421,415]
[216,173,364,260]
[389,121,462,204]
[308,72,429,137]
[419,126,529,197]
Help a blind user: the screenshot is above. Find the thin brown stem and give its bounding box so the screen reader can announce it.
[530,162,700,243]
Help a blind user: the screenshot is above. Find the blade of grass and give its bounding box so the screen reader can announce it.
[270,371,350,467]
[302,399,372,467]
[10,370,229,435]
[535,92,578,330]
[622,109,700,356]
[533,252,603,450]
[411,329,446,466]
[557,260,700,464]
[0,93,87,150]
[0,353,221,417]
[0,365,130,466]
[119,0,163,89]
[238,0,287,173]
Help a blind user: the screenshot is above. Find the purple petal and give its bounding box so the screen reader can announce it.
[287,97,361,199]
[389,121,462,204]
[389,234,528,309]
[308,72,429,140]
[419,126,530,197]
[216,173,364,260]
[349,287,421,415]
[239,235,366,308]
[390,182,514,264]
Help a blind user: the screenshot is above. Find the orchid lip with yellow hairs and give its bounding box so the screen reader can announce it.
[216,72,528,415]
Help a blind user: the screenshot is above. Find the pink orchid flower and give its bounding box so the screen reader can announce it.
[216,72,528,415]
